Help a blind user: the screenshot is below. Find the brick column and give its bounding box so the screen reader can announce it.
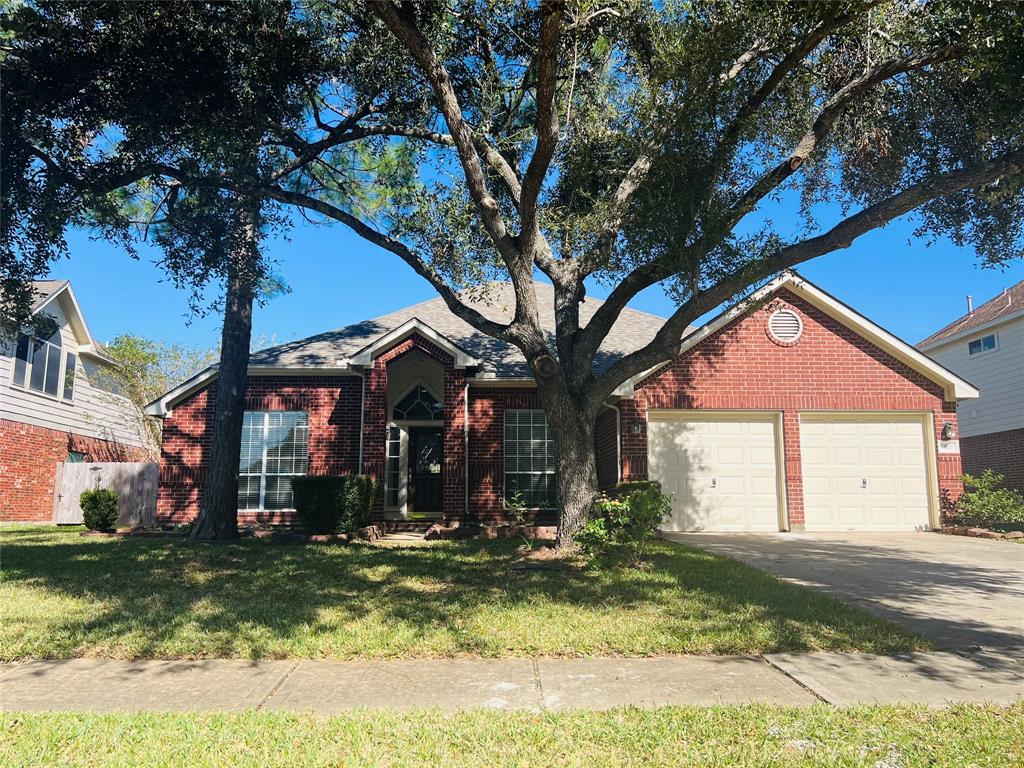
[443,367,467,520]
[362,358,389,516]
[781,410,804,530]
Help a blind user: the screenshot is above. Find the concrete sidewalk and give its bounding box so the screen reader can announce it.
[2,652,1021,712]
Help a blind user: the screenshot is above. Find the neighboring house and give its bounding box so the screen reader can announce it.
[147,272,977,533]
[918,280,1024,493]
[0,281,152,522]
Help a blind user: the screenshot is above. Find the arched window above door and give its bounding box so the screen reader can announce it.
[392,384,443,421]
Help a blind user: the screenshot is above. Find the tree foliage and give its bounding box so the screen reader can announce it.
[5,1,1023,540]
[100,335,217,453]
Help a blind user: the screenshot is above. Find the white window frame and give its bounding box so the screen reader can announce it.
[238,411,309,511]
[10,331,73,402]
[967,332,998,357]
[503,409,557,511]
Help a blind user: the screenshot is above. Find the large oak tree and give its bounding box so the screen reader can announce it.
[6,1,1024,544]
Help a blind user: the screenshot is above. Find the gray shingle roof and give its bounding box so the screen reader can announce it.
[30,280,69,311]
[918,279,1024,348]
[250,281,676,378]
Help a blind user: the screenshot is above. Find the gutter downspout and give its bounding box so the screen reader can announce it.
[464,379,470,520]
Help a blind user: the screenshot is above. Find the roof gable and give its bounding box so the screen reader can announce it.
[25,281,112,363]
[614,271,978,401]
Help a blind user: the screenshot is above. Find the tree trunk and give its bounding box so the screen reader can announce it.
[534,371,600,548]
[191,211,259,542]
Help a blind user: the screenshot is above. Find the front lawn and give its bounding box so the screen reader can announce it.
[0,526,925,660]
[4,705,1020,767]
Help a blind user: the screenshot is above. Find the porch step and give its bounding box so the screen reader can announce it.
[385,520,437,533]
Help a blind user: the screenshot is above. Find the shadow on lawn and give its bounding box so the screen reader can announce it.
[0,530,924,659]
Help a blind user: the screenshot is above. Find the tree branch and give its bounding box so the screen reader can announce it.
[369,0,518,265]
[588,147,1024,404]
[260,184,514,340]
[726,45,966,228]
[518,0,564,247]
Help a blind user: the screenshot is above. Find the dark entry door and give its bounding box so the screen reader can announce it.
[408,427,443,515]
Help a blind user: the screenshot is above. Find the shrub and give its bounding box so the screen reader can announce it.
[343,475,376,530]
[953,470,1024,531]
[579,481,671,563]
[80,488,119,531]
[291,476,347,534]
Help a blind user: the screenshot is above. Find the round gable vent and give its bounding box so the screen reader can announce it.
[767,308,803,344]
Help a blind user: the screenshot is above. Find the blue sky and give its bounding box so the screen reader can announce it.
[55,211,1023,353]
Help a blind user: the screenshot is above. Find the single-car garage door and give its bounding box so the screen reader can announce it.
[800,415,932,531]
[648,412,783,532]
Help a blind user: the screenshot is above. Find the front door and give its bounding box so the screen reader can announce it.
[408,426,443,516]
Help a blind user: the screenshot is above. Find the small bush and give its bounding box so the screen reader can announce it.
[953,470,1024,531]
[291,476,347,534]
[80,488,119,531]
[343,475,376,530]
[579,481,671,563]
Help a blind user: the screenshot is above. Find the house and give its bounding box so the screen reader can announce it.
[918,279,1024,493]
[0,281,152,522]
[147,272,977,533]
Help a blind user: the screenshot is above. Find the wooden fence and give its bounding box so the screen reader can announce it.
[53,462,158,526]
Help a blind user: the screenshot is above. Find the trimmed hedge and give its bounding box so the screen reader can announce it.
[291,475,377,534]
[291,476,347,534]
[80,488,119,532]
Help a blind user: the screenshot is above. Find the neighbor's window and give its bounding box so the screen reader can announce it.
[504,409,556,509]
[11,329,71,400]
[238,411,309,511]
[967,333,997,356]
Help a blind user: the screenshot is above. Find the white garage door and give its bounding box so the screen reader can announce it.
[800,417,931,531]
[648,413,782,532]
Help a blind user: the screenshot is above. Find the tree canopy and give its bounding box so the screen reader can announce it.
[4,0,1023,539]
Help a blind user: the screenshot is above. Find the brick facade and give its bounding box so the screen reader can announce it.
[0,418,150,522]
[618,289,963,528]
[156,375,363,524]
[360,334,466,519]
[151,286,965,530]
[961,428,1024,494]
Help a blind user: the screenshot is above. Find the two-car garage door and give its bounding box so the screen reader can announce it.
[648,411,933,532]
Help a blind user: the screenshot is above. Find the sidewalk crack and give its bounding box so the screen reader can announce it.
[762,656,833,704]
[256,661,299,711]
[531,658,547,710]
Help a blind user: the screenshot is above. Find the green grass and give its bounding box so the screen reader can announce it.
[3,705,1020,767]
[0,526,925,660]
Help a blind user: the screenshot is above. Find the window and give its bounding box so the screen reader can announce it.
[11,330,69,399]
[238,411,309,511]
[385,425,402,508]
[66,451,87,463]
[63,353,77,401]
[392,384,443,421]
[968,333,997,356]
[504,409,556,509]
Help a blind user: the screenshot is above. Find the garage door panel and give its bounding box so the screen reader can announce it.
[801,417,930,532]
[649,415,781,532]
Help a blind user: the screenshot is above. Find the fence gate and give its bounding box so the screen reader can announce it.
[53,462,158,526]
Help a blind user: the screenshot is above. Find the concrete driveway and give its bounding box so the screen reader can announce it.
[662,532,1024,654]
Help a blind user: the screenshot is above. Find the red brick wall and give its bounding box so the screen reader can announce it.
[962,428,1024,494]
[156,375,363,524]
[467,386,553,524]
[359,334,465,519]
[618,289,963,528]
[0,418,150,522]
